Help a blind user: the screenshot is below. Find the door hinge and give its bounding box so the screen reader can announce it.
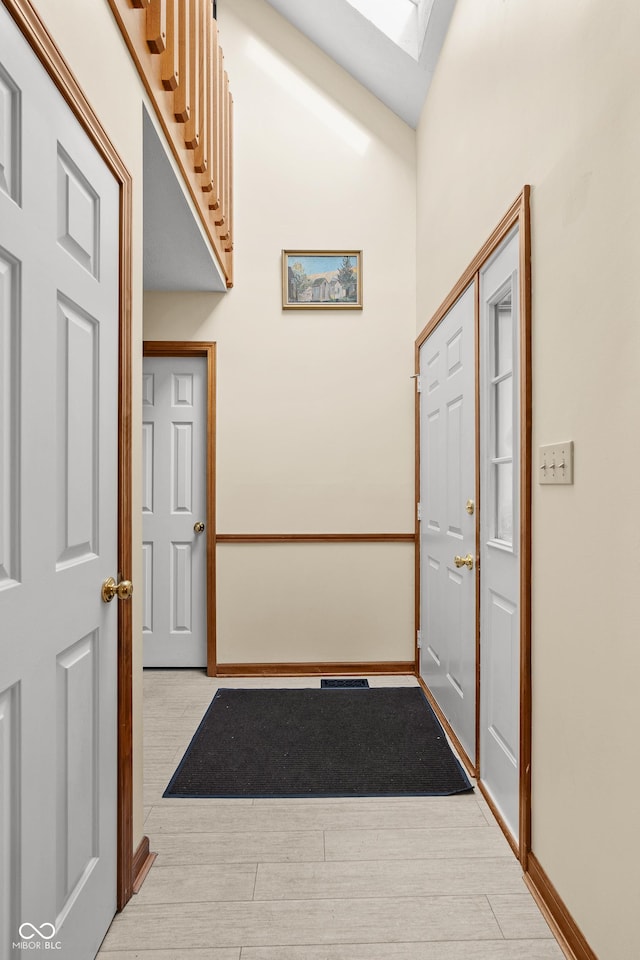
[416,630,422,650]
[417,502,423,522]
[416,375,423,393]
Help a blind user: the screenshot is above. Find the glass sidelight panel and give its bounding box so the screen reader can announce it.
[495,376,513,459]
[490,284,514,545]
[494,293,513,377]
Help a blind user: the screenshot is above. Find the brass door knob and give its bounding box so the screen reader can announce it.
[194,521,205,533]
[102,577,134,603]
[454,554,474,571]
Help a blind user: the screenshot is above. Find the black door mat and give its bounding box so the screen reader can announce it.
[321,678,369,688]
[164,687,473,799]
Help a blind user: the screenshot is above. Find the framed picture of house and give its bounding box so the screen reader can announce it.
[282,250,363,309]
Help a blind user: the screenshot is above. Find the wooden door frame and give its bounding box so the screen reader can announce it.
[415,187,532,867]
[143,341,217,675]
[4,0,136,911]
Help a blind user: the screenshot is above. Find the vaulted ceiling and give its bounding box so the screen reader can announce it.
[263,0,456,127]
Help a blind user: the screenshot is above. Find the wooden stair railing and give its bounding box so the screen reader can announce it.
[108,0,234,286]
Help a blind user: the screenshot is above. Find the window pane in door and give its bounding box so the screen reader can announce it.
[495,461,513,543]
[495,375,513,459]
[494,292,512,377]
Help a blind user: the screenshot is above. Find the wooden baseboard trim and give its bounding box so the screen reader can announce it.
[215,661,416,677]
[416,675,477,779]
[131,836,156,895]
[216,533,415,543]
[477,780,519,859]
[525,853,599,960]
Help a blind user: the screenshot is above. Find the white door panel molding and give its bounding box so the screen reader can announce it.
[0,4,120,955]
[419,283,477,766]
[480,227,521,840]
[143,356,208,667]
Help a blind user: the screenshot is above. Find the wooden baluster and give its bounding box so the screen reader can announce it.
[224,93,233,253]
[194,0,209,173]
[174,0,190,123]
[146,0,166,54]
[219,72,230,241]
[216,69,229,233]
[161,0,179,90]
[213,83,226,225]
[209,47,223,213]
[183,0,200,149]
[201,19,218,193]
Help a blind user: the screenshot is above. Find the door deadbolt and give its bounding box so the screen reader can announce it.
[102,577,134,603]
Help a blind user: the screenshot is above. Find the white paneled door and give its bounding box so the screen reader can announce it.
[480,228,521,838]
[419,284,477,765]
[142,356,207,667]
[0,6,120,959]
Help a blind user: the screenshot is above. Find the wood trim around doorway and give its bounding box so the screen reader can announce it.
[518,186,533,869]
[3,0,137,912]
[117,165,134,910]
[143,341,217,676]
[414,187,532,867]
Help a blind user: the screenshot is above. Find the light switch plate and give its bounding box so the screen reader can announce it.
[538,441,574,484]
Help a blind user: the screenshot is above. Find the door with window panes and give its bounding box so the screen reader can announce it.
[479,228,521,840]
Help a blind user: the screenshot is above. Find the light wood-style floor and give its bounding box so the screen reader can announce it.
[98,671,563,959]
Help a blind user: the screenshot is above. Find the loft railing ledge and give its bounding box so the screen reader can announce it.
[108,0,233,286]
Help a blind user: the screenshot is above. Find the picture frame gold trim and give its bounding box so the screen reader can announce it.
[282,250,363,310]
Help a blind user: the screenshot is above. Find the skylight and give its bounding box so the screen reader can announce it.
[345,0,435,61]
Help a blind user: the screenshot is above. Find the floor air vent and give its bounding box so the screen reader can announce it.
[321,678,369,688]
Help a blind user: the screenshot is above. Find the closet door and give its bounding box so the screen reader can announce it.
[419,283,477,765]
[142,355,208,667]
[479,227,521,839]
[0,6,120,956]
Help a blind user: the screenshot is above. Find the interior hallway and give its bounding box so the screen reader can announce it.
[98,671,562,958]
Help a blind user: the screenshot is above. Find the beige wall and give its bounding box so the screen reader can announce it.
[144,0,417,665]
[217,543,414,665]
[31,0,146,849]
[415,1,640,957]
